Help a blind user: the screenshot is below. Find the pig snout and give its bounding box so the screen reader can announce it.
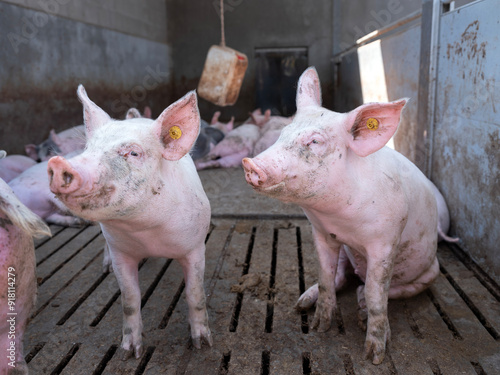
[242,157,268,187]
[47,156,83,194]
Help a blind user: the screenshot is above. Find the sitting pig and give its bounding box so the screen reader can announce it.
[242,67,442,364]
[0,176,51,374]
[0,153,37,182]
[47,86,212,359]
[25,125,86,162]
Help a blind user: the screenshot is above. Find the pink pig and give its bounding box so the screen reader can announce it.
[253,115,293,156]
[242,67,443,364]
[47,87,212,359]
[25,125,86,162]
[8,152,86,227]
[0,153,37,183]
[0,177,51,374]
[210,111,234,135]
[194,109,270,170]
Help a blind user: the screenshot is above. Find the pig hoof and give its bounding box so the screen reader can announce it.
[311,309,332,332]
[120,347,134,361]
[102,260,113,273]
[119,344,143,361]
[364,319,390,364]
[364,338,386,365]
[192,328,213,349]
[295,284,319,311]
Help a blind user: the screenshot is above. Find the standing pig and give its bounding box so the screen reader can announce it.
[0,177,51,374]
[242,67,441,364]
[47,86,212,358]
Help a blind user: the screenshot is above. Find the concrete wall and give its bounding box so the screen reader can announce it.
[0,0,172,155]
[166,0,333,122]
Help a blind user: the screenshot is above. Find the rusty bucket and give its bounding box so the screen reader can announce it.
[197,45,248,107]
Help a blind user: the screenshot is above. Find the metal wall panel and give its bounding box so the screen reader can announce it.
[433,0,500,283]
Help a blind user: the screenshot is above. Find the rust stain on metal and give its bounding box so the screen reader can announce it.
[446,20,487,62]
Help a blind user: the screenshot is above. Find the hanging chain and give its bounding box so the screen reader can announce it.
[220,0,226,47]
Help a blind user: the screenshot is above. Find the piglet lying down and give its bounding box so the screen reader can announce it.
[243,67,448,365]
[47,87,212,359]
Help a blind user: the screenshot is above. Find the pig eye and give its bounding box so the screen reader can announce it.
[307,139,320,147]
[120,148,142,158]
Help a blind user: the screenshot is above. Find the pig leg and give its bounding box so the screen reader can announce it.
[178,250,213,349]
[362,247,395,365]
[356,285,368,331]
[310,228,341,332]
[46,213,88,227]
[110,252,144,360]
[296,246,351,311]
[196,150,248,170]
[102,242,113,273]
[388,256,439,299]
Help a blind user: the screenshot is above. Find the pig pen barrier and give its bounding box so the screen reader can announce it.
[24,170,500,375]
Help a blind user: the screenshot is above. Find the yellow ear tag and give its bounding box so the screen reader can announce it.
[169,126,182,139]
[366,118,379,131]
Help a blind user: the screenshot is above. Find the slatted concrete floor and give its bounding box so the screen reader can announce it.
[24,168,500,374]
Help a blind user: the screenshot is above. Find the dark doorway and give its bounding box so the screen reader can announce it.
[255,47,308,116]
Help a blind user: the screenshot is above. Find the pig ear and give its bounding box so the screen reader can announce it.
[154,91,200,161]
[126,108,141,119]
[77,85,111,137]
[347,99,408,157]
[25,144,38,160]
[227,116,235,131]
[296,67,322,109]
[143,106,152,119]
[264,109,271,122]
[210,111,221,125]
[49,129,64,147]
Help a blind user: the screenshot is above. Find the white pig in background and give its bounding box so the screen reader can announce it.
[47,86,212,359]
[8,151,86,227]
[25,125,86,162]
[194,109,269,170]
[242,67,450,365]
[253,115,293,156]
[246,108,271,127]
[210,111,234,135]
[0,153,37,182]
[0,172,51,374]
